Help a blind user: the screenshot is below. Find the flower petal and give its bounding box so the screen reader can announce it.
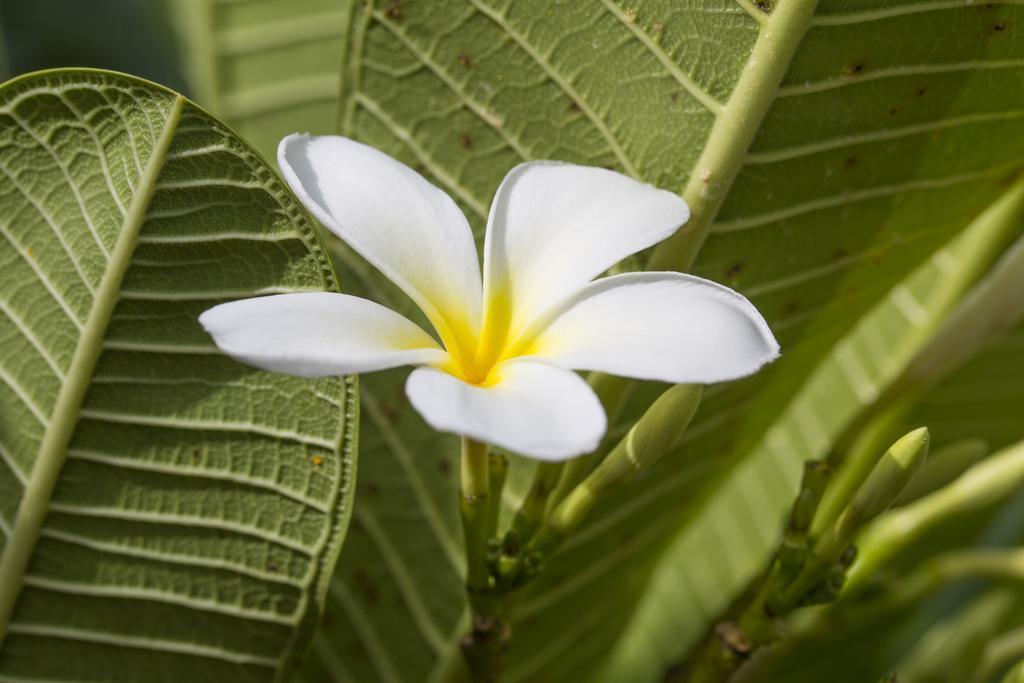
[200,292,446,377]
[405,360,606,460]
[528,272,780,384]
[279,134,482,351]
[483,162,689,339]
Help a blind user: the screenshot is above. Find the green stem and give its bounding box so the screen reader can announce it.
[485,452,508,539]
[973,624,1024,683]
[459,437,508,682]
[687,462,831,682]
[460,437,490,606]
[545,455,596,514]
[544,373,637,512]
[812,399,912,537]
[509,462,562,543]
[647,0,820,274]
[534,385,703,555]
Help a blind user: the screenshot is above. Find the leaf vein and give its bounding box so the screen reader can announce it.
[599,0,725,114]
[6,622,281,668]
[713,162,1017,232]
[465,0,640,176]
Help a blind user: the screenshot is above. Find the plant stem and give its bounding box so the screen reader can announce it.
[485,452,508,539]
[812,398,911,537]
[687,461,831,682]
[647,0,820,274]
[509,462,562,543]
[543,373,636,513]
[460,437,491,609]
[459,437,508,682]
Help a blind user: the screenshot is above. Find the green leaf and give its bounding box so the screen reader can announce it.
[166,0,351,165]
[0,69,356,681]
[174,1,1024,680]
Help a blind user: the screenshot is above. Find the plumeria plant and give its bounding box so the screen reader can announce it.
[200,134,780,674]
[3,2,1024,683]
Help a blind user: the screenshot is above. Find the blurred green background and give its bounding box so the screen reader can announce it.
[0,0,187,92]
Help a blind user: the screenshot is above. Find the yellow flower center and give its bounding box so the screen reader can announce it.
[437,289,533,387]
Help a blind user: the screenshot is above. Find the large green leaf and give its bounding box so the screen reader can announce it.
[169,1,1024,680]
[0,69,356,681]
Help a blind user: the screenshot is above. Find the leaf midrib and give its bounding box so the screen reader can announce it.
[0,93,186,640]
[648,0,820,273]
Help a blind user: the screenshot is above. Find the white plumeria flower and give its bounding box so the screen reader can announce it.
[200,135,780,461]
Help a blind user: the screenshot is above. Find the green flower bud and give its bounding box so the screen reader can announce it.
[842,427,930,530]
[817,427,930,562]
[537,383,703,547]
[574,382,703,501]
[893,437,988,506]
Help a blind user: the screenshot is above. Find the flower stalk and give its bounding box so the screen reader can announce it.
[689,428,928,682]
[485,452,508,539]
[458,437,510,682]
[772,427,929,612]
[509,462,563,544]
[460,437,491,608]
[532,384,703,554]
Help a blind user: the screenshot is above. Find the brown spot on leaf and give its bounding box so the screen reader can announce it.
[783,300,800,316]
[756,0,773,13]
[990,21,1009,33]
[843,156,858,170]
[458,52,473,68]
[653,20,665,32]
[842,62,866,77]
[384,1,403,20]
[438,458,452,477]
[353,568,379,605]
[624,8,638,23]
[833,247,850,261]
[458,132,473,149]
[567,98,582,113]
[363,481,380,497]
[311,455,324,468]
[724,261,745,281]
[379,400,401,422]
[998,167,1023,187]
[915,85,928,97]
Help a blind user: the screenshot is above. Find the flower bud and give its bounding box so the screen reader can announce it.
[539,383,702,545]
[579,383,702,497]
[825,427,929,554]
[893,437,988,506]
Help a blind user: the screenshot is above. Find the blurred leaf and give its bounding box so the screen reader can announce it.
[0,69,356,681]
[166,0,351,164]
[0,0,187,91]
[900,589,1020,683]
